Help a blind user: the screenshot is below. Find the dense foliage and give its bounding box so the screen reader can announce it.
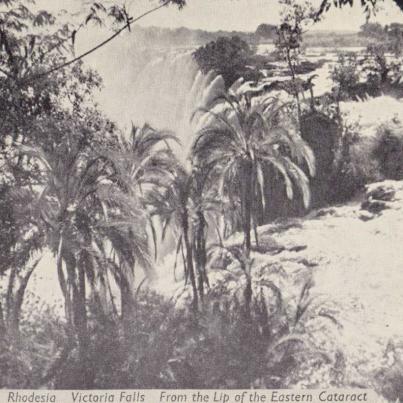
[1,0,403,397]
[0,0,318,388]
[316,0,403,18]
[373,123,403,180]
[255,24,277,39]
[193,36,260,88]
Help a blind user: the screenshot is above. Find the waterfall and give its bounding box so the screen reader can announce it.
[93,44,225,157]
[89,45,226,284]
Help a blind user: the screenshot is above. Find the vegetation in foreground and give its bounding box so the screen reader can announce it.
[0,0,403,400]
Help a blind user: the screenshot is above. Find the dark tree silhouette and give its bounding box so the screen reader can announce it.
[193,36,259,88]
[317,0,403,19]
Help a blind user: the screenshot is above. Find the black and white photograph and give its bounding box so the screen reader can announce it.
[1,0,403,400]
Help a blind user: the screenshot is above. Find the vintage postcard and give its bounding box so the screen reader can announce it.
[0,0,403,401]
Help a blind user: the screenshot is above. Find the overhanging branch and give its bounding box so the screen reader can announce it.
[20,0,171,85]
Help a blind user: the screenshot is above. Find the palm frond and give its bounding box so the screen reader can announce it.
[280,157,311,208]
[260,155,294,201]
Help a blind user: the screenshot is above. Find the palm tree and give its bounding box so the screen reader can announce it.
[191,167,211,303]
[146,163,200,312]
[0,184,45,336]
[145,153,224,313]
[16,122,175,384]
[87,182,151,321]
[192,92,315,257]
[18,128,113,387]
[103,124,179,318]
[107,124,179,199]
[187,165,221,306]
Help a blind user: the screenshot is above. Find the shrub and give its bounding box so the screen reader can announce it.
[328,160,367,203]
[54,288,309,389]
[327,119,383,203]
[192,36,260,88]
[0,292,66,389]
[300,112,338,208]
[330,53,360,100]
[373,123,403,180]
[0,283,333,389]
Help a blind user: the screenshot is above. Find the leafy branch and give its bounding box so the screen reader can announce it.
[18,0,179,85]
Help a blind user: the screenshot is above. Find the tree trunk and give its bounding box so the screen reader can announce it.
[56,237,73,327]
[75,264,93,388]
[182,213,198,313]
[75,264,87,344]
[240,162,254,318]
[5,266,17,333]
[251,174,260,248]
[253,219,259,249]
[64,256,77,331]
[120,266,133,321]
[309,87,315,111]
[242,162,253,257]
[195,210,208,304]
[0,300,5,338]
[10,258,41,334]
[243,273,253,321]
[286,48,301,123]
[244,208,252,256]
[66,253,93,388]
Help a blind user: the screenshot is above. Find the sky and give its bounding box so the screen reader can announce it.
[135,0,403,32]
[37,0,403,32]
